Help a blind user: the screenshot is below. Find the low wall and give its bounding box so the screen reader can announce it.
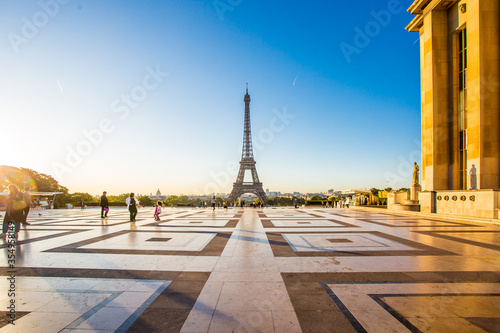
[418,191,436,213]
[420,190,500,219]
[387,191,409,208]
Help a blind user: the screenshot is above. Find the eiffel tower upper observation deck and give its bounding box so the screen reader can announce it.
[228,85,268,204]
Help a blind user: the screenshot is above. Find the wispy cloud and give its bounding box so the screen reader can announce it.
[56,79,64,93]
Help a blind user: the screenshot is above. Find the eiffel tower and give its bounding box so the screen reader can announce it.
[228,85,268,204]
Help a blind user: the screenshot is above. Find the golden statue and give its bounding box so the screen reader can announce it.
[412,162,419,184]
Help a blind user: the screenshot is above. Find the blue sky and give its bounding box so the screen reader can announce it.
[0,0,421,195]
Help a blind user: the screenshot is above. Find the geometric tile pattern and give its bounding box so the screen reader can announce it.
[0,206,498,332]
[261,218,357,228]
[324,282,500,333]
[268,230,455,256]
[283,232,418,252]
[283,271,500,333]
[0,276,170,332]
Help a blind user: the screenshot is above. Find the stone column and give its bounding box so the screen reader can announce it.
[421,9,450,190]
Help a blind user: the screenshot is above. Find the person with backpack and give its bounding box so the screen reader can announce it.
[125,193,140,222]
[1,184,26,238]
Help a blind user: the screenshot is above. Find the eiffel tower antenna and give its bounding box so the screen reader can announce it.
[228,85,268,204]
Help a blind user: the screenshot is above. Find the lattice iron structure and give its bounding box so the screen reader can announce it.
[227,85,268,204]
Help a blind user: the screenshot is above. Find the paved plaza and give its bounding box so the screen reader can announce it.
[0,207,499,332]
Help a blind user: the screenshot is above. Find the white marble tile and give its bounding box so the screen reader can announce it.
[0,312,82,333]
[271,310,302,333]
[71,306,135,330]
[180,309,214,333]
[36,292,112,313]
[208,310,274,333]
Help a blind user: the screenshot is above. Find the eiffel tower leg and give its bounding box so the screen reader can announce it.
[236,165,245,183]
[228,188,241,205]
[255,188,268,203]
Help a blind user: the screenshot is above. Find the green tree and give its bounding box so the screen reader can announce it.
[108,194,128,205]
[178,195,189,205]
[165,195,179,206]
[0,166,71,208]
[310,195,323,200]
[137,195,153,206]
[67,192,97,206]
[370,188,380,196]
[0,165,68,193]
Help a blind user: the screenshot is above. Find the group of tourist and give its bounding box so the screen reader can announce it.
[99,191,164,222]
[196,198,229,210]
[100,191,142,222]
[1,185,34,239]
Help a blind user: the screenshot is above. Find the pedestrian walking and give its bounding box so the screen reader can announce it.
[1,185,26,238]
[126,193,140,222]
[100,191,109,218]
[154,201,162,221]
[23,186,34,225]
[211,196,216,211]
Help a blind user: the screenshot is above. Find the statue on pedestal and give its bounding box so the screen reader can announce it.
[412,162,419,184]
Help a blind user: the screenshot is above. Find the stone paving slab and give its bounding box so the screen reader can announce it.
[0,207,499,332]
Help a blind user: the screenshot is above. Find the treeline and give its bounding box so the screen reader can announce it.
[4,165,399,208]
[73,195,310,208]
[267,197,306,206]
[1,165,69,208]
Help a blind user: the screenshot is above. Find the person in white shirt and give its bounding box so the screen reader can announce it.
[125,193,140,222]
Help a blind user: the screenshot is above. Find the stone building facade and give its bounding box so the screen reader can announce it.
[406,0,499,218]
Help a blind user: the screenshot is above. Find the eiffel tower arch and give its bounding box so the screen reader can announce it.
[228,85,268,204]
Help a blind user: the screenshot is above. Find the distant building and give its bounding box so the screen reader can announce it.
[264,189,282,197]
[149,189,167,201]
